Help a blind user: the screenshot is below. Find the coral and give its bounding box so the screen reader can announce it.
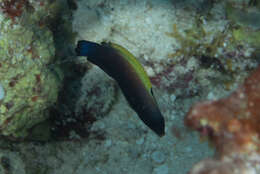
[185,65,260,174]
[0,1,63,138]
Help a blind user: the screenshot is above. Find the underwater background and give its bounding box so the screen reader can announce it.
[0,0,259,173]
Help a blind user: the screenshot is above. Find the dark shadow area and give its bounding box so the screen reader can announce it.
[27,0,102,142]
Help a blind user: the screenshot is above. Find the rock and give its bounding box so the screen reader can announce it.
[153,164,169,174]
[151,151,166,164]
[0,0,63,138]
[186,66,260,174]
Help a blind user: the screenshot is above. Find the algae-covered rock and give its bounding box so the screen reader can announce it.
[226,3,260,30]
[225,2,260,48]
[75,67,117,119]
[0,1,63,138]
[232,28,260,47]
[0,153,26,174]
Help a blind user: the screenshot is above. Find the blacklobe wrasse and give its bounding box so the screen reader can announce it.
[75,40,165,136]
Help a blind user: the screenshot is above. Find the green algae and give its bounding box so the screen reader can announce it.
[232,28,260,47]
[166,18,226,59]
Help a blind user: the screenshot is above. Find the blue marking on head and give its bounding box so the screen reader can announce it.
[75,40,101,57]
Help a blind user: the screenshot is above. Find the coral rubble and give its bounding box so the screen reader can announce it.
[186,65,260,174]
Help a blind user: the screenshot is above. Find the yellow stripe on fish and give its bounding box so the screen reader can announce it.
[108,42,152,94]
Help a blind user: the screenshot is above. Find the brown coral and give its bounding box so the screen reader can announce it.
[185,66,260,174]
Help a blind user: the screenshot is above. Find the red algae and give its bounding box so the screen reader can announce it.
[0,0,28,21]
[185,66,260,174]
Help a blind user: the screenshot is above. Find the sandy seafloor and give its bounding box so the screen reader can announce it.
[0,0,259,174]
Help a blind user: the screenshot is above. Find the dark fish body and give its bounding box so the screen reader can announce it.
[75,40,165,136]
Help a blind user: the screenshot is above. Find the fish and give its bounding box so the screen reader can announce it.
[75,40,165,137]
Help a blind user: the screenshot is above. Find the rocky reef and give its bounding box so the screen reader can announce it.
[185,1,260,173]
[0,0,259,174]
[186,65,260,174]
[0,0,63,138]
